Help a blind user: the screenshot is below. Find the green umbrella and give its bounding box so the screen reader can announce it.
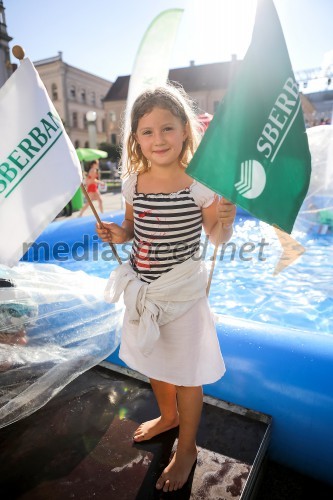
[76,148,108,162]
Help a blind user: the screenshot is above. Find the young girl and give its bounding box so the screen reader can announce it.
[79,160,105,216]
[96,84,236,493]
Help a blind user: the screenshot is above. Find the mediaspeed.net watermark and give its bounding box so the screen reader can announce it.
[22,235,270,263]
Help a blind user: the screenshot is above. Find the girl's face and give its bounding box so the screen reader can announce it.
[135,107,188,169]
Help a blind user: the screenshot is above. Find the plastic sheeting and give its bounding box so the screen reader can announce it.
[294,125,333,234]
[0,262,123,429]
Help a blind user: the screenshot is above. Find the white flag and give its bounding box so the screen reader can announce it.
[0,58,82,266]
[122,9,184,175]
[127,9,184,112]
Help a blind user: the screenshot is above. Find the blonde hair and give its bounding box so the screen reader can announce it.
[122,83,201,177]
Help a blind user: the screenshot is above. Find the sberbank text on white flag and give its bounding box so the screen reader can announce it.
[0,58,82,266]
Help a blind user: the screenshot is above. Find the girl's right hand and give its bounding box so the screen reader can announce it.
[96,222,128,244]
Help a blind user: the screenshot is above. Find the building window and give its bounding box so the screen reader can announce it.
[70,86,76,99]
[85,140,89,148]
[102,118,106,132]
[90,92,96,105]
[51,83,58,100]
[111,133,117,145]
[81,89,86,103]
[83,115,87,129]
[72,112,78,128]
[109,111,116,122]
[74,140,80,148]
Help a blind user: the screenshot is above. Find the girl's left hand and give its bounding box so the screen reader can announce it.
[217,197,236,227]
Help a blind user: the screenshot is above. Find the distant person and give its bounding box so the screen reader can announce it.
[97,84,236,492]
[79,160,106,216]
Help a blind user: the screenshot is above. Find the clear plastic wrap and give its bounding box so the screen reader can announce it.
[0,262,123,429]
[294,125,333,234]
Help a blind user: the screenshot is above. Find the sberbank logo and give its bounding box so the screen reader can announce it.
[235,159,266,199]
[0,111,63,201]
[235,76,301,200]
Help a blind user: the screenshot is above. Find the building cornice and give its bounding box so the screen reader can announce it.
[34,54,112,85]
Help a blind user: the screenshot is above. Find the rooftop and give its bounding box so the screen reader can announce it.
[103,59,242,102]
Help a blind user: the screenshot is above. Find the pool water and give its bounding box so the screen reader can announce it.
[54,215,333,335]
[209,218,333,333]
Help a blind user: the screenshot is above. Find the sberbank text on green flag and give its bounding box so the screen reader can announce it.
[186,0,311,234]
[0,58,82,266]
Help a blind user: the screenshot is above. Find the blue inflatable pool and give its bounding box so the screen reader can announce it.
[24,211,333,485]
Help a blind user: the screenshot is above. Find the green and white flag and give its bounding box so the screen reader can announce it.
[187,0,311,234]
[127,8,183,109]
[0,58,82,266]
[122,8,183,175]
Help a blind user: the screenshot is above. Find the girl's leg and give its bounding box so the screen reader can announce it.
[78,201,89,217]
[156,385,203,492]
[133,378,179,442]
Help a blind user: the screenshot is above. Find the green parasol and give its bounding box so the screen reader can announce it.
[76,148,108,162]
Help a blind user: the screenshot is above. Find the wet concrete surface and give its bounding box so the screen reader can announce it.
[0,366,270,499]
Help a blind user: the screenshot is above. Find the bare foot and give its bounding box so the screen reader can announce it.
[156,447,197,492]
[133,416,179,442]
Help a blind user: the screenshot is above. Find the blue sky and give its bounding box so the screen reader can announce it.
[6,0,333,82]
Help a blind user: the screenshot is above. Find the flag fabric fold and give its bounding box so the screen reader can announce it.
[0,58,82,266]
[186,0,311,234]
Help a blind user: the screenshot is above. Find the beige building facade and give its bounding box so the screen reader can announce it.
[34,52,112,148]
[103,60,241,146]
[103,59,317,145]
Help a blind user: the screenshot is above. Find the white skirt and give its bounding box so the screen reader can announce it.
[119,296,225,386]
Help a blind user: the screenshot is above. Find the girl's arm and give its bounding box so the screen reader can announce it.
[96,202,134,244]
[202,196,236,246]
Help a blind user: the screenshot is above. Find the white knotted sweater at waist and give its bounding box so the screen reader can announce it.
[104,255,207,356]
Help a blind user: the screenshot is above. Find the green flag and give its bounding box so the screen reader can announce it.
[187,0,311,234]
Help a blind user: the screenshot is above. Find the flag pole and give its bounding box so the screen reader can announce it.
[12,45,25,61]
[80,183,122,265]
[206,223,222,296]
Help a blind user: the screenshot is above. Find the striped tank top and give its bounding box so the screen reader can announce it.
[123,174,215,283]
